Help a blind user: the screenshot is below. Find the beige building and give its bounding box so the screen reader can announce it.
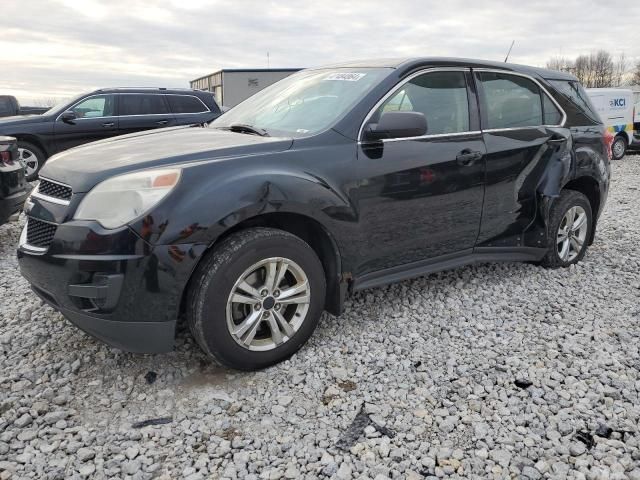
[190,68,301,108]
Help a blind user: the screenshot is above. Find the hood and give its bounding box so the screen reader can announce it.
[0,114,50,127]
[41,126,294,192]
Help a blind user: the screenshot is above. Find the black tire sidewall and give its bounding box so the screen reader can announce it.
[195,232,326,370]
[611,136,626,160]
[18,141,45,181]
[546,191,593,267]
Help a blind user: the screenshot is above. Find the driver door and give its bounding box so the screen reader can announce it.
[354,69,486,275]
[54,94,118,153]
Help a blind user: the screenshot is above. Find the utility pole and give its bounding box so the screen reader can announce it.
[504,40,515,63]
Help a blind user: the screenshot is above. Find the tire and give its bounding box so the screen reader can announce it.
[611,135,627,160]
[17,141,46,181]
[540,190,593,268]
[186,228,326,370]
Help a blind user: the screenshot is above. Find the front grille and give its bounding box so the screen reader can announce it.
[38,179,72,201]
[26,217,57,248]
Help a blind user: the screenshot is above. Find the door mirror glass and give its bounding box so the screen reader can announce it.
[365,111,427,140]
[60,111,77,124]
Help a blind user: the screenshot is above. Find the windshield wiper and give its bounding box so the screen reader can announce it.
[226,123,270,137]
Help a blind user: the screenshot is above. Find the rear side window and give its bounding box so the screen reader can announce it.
[377,71,470,135]
[548,80,601,125]
[119,94,169,116]
[166,95,208,114]
[478,72,543,129]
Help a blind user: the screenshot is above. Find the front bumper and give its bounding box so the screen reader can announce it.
[0,188,30,224]
[16,220,195,353]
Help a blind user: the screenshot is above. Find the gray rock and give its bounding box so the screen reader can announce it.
[76,447,96,462]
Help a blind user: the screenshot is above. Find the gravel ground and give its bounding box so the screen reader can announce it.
[1,154,640,480]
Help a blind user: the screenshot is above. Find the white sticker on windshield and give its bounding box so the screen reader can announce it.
[324,72,366,82]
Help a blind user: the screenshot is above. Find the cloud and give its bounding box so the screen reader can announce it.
[2,0,639,103]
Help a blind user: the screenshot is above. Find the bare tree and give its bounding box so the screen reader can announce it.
[551,50,619,88]
[31,97,60,108]
[632,61,640,86]
[546,56,573,72]
[613,53,626,87]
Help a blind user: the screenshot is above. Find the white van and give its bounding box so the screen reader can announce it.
[633,90,640,147]
[586,88,634,159]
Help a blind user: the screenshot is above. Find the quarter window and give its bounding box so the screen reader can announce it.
[543,94,563,125]
[71,95,116,118]
[376,71,470,136]
[166,95,208,114]
[119,94,169,116]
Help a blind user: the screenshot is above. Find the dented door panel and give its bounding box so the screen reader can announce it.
[476,126,572,248]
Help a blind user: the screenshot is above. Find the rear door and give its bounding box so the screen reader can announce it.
[165,94,215,125]
[473,70,569,249]
[53,94,118,152]
[117,93,176,136]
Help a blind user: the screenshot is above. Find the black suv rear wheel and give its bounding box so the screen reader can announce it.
[186,228,326,370]
[541,190,593,268]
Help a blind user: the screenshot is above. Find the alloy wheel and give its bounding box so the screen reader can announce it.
[18,148,39,178]
[226,257,311,351]
[556,205,588,262]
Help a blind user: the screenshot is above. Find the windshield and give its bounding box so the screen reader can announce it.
[211,68,390,137]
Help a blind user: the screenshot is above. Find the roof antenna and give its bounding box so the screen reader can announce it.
[267,52,270,69]
[504,40,515,62]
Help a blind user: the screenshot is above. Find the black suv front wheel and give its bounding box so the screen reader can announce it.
[187,228,326,370]
[541,190,593,268]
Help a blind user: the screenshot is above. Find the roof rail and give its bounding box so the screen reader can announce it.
[95,87,197,92]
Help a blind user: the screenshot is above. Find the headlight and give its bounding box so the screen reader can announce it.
[74,168,181,229]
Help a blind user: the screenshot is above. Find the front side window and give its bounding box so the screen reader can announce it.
[212,68,389,137]
[71,95,115,118]
[119,94,169,116]
[375,71,470,135]
[167,95,208,114]
[478,72,543,129]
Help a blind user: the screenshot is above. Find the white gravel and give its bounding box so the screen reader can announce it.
[1,154,639,480]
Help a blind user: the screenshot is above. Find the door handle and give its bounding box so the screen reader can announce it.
[156,120,169,126]
[456,150,483,166]
[547,137,567,145]
[101,122,115,127]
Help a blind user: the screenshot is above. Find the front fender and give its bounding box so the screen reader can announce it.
[129,164,357,254]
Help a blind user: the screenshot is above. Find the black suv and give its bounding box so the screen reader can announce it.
[0,136,31,225]
[17,58,610,370]
[0,88,221,180]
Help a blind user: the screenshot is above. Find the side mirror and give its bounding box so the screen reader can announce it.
[60,111,77,124]
[365,111,427,141]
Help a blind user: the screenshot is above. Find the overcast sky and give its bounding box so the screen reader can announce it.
[2,0,639,103]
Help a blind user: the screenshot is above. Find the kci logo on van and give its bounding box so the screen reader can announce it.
[609,98,626,108]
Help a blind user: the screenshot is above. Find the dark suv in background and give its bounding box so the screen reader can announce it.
[0,88,221,180]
